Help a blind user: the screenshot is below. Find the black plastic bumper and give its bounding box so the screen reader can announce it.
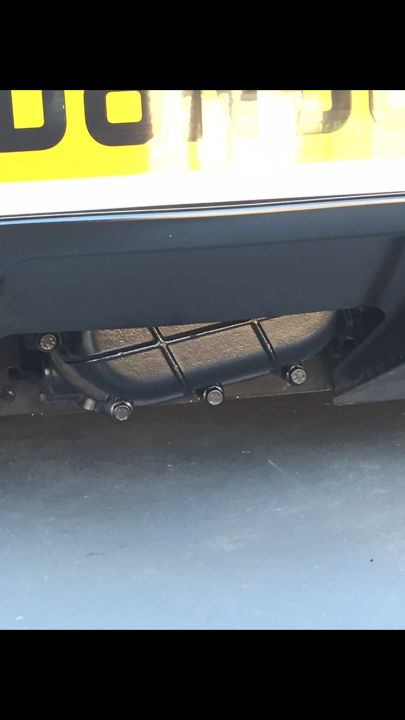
[0,194,405,338]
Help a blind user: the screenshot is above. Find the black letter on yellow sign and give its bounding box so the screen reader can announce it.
[185,90,259,141]
[0,91,66,153]
[84,90,153,146]
[314,90,352,134]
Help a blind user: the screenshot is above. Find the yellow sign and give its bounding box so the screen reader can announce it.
[1,90,405,184]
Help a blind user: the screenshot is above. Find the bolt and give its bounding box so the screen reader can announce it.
[80,397,97,413]
[111,401,133,422]
[39,334,58,352]
[287,365,308,386]
[2,387,15,404]
[203,386,225,407]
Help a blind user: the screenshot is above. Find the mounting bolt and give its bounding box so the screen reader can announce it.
[2,387,15,404]
[111,400,133,422]
[80,397,97,413]
[287,365,308,386]
[203,386,225,407]
[39,334,58,353]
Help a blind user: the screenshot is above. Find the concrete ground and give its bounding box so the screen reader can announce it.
[1,392,405,630]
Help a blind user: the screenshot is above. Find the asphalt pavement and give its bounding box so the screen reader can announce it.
[1,392,405,630]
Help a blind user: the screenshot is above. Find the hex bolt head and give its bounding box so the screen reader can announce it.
[2,387,15,404]
[39,334,58,353]
[111,401,133,422]
[80,397,97,413]
[203,386,225,407]
[287,365,308,386]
